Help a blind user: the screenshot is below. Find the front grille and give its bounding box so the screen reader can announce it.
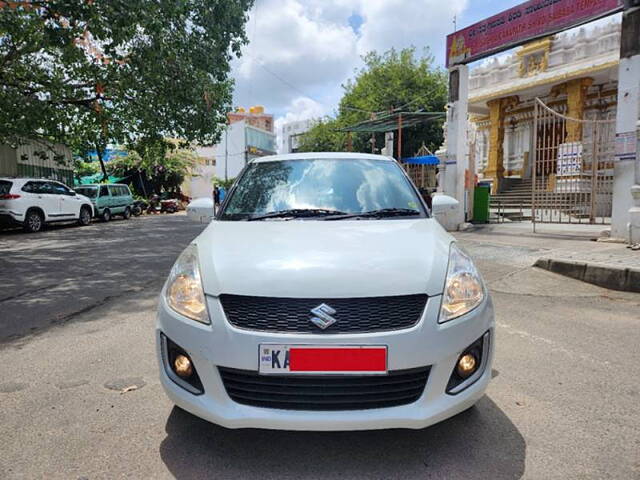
[219,294,428,333]
[218,367,430,411]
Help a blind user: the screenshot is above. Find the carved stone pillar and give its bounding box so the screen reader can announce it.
[484,96,518,193]
[565,77,593,142]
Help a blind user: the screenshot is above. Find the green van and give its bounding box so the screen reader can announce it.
[75,184,134,221]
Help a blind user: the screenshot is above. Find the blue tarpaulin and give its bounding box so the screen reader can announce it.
[85,148,128,163]
[402,155,440,165]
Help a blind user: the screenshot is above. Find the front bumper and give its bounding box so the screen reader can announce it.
[156,294,495,431]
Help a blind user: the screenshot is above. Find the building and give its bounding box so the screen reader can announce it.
[190,108,277,198]
[183,146,217,200]
[227,105,274,133]
[213,119,276,180]
[0,141,74,186]
[280,119,316,153]
[438,17,630,228]
[467,21,620,191]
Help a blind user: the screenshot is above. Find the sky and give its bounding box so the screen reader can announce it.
[230,0,522,140]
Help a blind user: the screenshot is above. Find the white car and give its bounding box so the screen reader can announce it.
[156,153,494,431]
[0,177,94,233]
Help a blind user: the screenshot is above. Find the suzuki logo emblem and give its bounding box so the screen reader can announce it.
[310,303,337,330]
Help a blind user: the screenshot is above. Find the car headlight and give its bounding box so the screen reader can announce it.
[439,243,485,323]
[166,244,209,324]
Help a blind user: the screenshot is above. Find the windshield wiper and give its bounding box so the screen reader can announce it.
[247,208,348,221]
[324,208,421,220]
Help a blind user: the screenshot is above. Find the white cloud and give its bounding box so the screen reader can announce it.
[232,0,469,138]
[233,0,357,113]
[273,96,326,152]
[356,0,468,59]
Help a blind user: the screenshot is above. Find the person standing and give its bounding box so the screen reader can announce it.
[213,185,220,214]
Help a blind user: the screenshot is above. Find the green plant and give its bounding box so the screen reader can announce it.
[108,138,198,195]
[212,176,236,189]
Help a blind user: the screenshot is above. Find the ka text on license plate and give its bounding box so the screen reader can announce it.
[259,345,387,375]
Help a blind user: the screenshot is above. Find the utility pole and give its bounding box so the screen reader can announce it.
[224,127,229,182]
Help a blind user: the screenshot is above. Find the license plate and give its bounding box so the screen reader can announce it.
[258,345,387,375]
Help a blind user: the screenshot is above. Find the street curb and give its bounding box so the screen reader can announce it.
[534,258,640,293]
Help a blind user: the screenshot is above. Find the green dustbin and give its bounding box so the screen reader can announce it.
[473,185,490,223]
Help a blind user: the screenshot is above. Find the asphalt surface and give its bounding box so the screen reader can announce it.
[1,215,639,479]
[0,214,204,341]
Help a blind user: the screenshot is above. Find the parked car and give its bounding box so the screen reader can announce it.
[74,184,134,221]
[156,152,494,431]
[0,177,94,233]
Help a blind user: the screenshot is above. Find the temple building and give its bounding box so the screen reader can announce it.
[463,19,621,198]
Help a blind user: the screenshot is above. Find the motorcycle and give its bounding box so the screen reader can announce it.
[160,199,179,214]
[132,199,148,216]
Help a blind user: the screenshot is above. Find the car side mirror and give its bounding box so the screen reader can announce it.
[69,190,77,196]
[431,194,459,230]
[186,197,215,223]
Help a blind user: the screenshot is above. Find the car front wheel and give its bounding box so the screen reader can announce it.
[122,207,131,220]
[102,209,111,222]
[24,210,44,233]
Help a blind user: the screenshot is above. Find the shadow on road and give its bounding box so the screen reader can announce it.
[159,396,525,479]
[0,215,205,341]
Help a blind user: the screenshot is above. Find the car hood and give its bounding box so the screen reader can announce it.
[76,194,94,203]
[195,218,452,298]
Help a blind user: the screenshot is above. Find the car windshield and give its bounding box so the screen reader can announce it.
[76,187,97,198]
[220,158,425,221]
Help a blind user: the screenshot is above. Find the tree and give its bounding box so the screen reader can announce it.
[0,0,253,177]
[296,117,347,153]
[211,176,236,189]
[298,47,447,157]
[72,158,100,183]
[108,138,198,196]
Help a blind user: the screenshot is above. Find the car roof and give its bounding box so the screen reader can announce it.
[250,152,395,164]
[0,177,64,184]
[79,184,127,187]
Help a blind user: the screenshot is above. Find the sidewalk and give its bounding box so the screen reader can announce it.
[454,222,640,293]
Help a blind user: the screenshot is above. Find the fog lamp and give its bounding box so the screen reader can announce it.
[456,353,478,378]
[173,354,193,378]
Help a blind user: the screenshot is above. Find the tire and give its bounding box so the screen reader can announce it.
[102,209,112,222]
[78,206,92,226]
[23,209,44,233]
[132,206,142,217]
[122,207,131,220]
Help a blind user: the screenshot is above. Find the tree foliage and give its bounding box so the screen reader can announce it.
[108,139,199,196]
[0,0,253,174]
[211,176,235,189]
[298,47,447,157]
[72,158,100,182]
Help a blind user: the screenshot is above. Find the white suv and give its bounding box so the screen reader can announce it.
[0,178,94,233]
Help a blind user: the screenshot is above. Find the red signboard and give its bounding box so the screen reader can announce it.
[446,0,623,67]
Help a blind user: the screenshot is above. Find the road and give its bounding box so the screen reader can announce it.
[1,215,639,479]
[0,214,205,341]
